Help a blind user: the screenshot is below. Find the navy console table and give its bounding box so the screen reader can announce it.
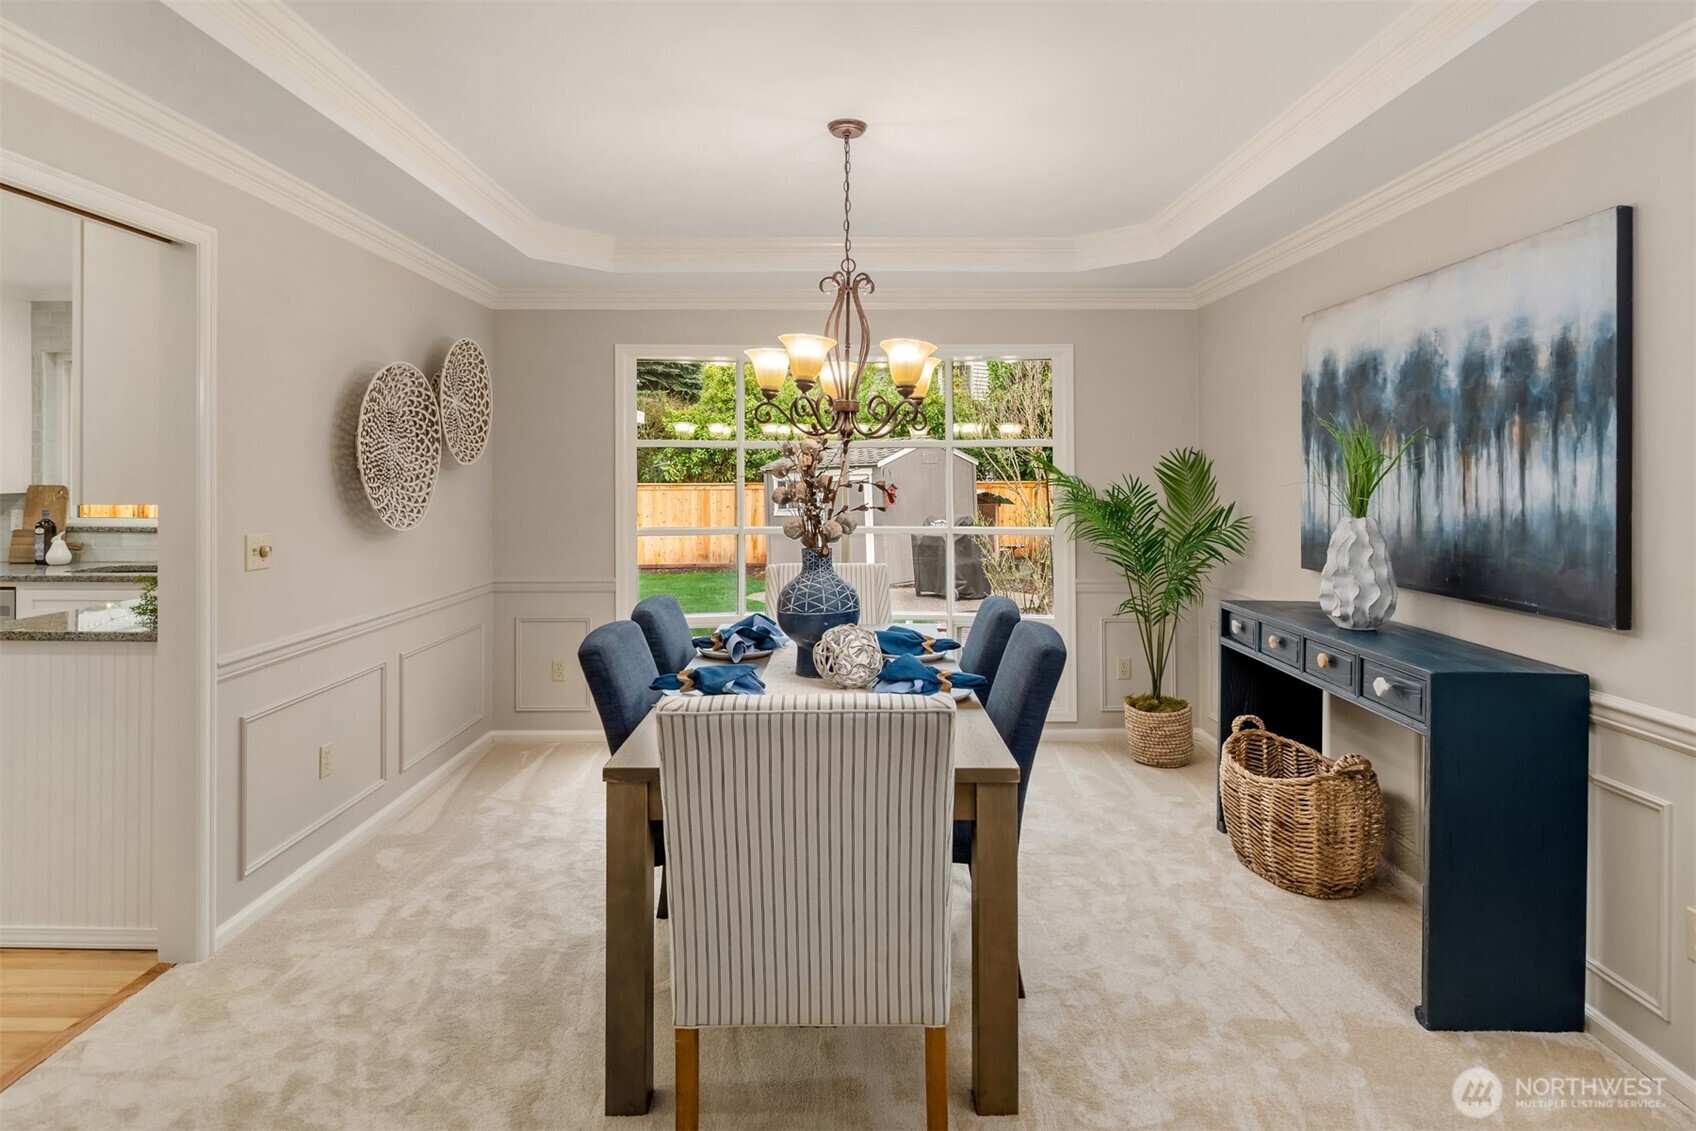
[1215,600,1589,1032]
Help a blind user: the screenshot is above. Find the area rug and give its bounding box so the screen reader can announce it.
[2,739,1688,1128]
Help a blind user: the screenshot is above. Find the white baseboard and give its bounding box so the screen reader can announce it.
[213,731,494,951]
[1585,1005,1696,1115]
[487,729,605,744]
[0,926,158,949]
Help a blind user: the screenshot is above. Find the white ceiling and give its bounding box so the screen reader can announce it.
[2,1,1691,295]
[1,191,76,297]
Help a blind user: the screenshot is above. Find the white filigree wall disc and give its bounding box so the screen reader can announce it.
[358,362,441,530]
[437,338,491,464]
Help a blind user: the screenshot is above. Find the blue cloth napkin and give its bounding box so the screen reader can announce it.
[873,654,988,695]
[875,626,962,657]
[693,613,789,661]
[651,664,766,696]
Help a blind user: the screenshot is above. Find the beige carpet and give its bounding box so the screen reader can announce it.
[3,739,1689,1129]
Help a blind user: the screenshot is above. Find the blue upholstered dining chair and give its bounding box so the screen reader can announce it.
[956,619,1066,998]
[657,694,956,1131]
[632,594,697,676]
[577,620,670,917]
[958,595,1021,700]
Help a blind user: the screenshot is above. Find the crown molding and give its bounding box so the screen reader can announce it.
[493,287,1198,311]
[1192,18,1696,306]
[0,20,500,307]
[159,0,1531,276]
[1085,0,1533,270]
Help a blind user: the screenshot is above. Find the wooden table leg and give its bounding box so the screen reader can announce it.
[606,781,655,1115]
[971,781,1019,1115]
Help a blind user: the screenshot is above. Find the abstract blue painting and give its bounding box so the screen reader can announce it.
[1300,207,1632,629]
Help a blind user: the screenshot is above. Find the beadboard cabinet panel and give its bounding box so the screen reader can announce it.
[0,640,155,945]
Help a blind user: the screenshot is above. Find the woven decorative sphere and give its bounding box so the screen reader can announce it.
[814,624,883,689]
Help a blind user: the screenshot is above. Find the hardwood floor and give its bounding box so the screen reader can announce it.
[0,949,169,1091]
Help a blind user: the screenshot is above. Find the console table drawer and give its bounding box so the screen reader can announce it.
[1223,612,1259,649]
[1362,661,1426,720]
[1304,641,1357,691]
[1258,624,1302,667]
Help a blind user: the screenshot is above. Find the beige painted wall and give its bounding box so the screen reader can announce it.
[78,219,163,505]
[1,87,497,654]
[490,307,1203,731]
[1196,90,1696,1086]
[2,87,498,932]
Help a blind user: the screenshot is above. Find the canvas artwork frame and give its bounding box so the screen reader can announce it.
[1299,207,1632,629]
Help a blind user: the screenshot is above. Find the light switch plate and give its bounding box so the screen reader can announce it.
[245,534,273,572]
[318,743,331,779]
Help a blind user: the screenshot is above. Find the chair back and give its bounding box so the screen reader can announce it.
[761,561,893,626]
[985,620,1067,824]
[958,595,1021,693]
[632,593,696,674]
[657,693,955,1029]
[577,620,662,753]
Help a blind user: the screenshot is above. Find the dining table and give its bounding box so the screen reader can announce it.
[602,639,1022,1117]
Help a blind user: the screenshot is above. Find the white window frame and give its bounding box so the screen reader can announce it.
[616,343,1076,721]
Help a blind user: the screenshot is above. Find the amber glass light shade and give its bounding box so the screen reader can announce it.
[819,358,861,400]
[744,348,790,395]
[912,357,941,399]
[879,339,936,390]
[779,334,835,383]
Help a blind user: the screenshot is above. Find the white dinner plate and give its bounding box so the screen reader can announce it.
[949,687,974,701]
[695,646,775,662]
[883,650,948,664]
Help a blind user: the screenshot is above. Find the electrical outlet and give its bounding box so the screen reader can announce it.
[318,743,332,779]
[551,659,567,682]
[1686,907,1696,963]
[244,533,274,572]
[1117,657,1132,680]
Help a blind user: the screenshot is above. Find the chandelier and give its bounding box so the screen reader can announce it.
[744,119,938,444]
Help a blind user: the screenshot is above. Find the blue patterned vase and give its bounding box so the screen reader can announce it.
[775,548,861,678]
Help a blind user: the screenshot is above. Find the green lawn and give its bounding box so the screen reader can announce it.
[639,569,768,617]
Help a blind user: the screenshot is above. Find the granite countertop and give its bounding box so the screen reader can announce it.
[0,562,158,584]
[0,598,156,643]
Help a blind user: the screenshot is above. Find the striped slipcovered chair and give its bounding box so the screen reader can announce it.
[761,560,894,627]
[656,693,956,1130]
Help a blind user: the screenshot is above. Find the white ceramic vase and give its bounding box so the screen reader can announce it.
[44,533,72,566]
[1318,516,1396,630]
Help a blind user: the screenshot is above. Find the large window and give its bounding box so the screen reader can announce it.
[618,345,1072,662]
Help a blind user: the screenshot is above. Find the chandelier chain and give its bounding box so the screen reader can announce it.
[841,131,854,276]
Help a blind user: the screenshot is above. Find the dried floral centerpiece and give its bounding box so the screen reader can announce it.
[766,437,896,676]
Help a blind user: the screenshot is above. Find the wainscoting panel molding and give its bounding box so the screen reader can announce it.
[399,623,486,772]
[514,617,590,713]
[238,664,387,878]
[0,642,155,945]
[1586,774,1675,1022]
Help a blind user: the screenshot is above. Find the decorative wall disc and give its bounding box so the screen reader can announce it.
[357,362,441,530]
[437,338,491,465]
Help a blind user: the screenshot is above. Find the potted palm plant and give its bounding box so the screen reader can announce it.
[1046,449,1252,767]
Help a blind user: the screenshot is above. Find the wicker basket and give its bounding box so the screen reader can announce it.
[1220,715,1386,899]
[1124,700,1193,767]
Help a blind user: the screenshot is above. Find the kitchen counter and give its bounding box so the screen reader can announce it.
[0,561,158,584]
[0,598,156,642]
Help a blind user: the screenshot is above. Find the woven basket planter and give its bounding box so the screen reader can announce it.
[1220,715,1386,899]
[1124,700,1193,767]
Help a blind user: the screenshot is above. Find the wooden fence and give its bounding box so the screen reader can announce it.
[636,480,1049,569]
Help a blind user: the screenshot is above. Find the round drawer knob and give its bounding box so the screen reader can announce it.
[1316,652,1331,669]
[1230,619,1243,634]
[1266,634,1282,648]
[1372,676,1392,697]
